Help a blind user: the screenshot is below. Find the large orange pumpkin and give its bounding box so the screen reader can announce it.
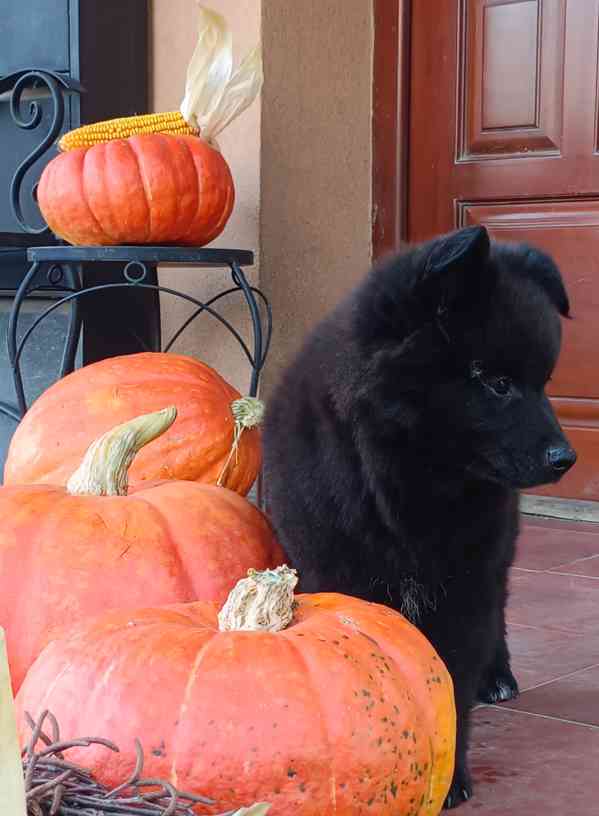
[0,408,284,692]
[37,134,234,246]
[16,567,456,815]
[4,352,260,496]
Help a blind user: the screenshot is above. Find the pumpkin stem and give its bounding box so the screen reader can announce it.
[216,397,264,487]
[66,407,177,497]
[218,565,298,632]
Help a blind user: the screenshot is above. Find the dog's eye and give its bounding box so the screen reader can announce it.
[470,360,484,378]
[487,375,512,397]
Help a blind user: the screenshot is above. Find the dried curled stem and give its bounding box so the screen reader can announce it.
[216,397,264,487]
[218,565,298,633]
[23,710,269,815]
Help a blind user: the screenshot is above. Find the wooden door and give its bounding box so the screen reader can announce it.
[408,0,599,500]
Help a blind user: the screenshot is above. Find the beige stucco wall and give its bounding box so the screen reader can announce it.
[150,0,262,393]
[260,1,374,396]
[151,0,374,396]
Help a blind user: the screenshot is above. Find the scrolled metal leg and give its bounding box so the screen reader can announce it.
[58,264,82,378]
[0,402,22,423]
[231,261,263,397]
[7,261,42,416]
[229,262,269,509]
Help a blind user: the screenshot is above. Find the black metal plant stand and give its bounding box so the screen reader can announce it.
[0,68,82,424]
[0,68,270,424]
[8,245,271,418]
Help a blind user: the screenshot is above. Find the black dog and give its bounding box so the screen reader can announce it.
[262,226,576,808]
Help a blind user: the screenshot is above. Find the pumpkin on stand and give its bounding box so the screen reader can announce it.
[4,352,262,496]
[16,566,456,815]
[36,7,262,247]
[38,132,235,247]
[0,407,283,692]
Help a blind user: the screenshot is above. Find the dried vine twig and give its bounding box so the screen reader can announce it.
[22,710,265,816]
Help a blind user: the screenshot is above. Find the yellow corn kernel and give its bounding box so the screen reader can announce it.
[58,111,199,151]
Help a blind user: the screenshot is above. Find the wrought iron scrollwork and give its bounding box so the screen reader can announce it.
[123,261,149,284]
[47,264,64,286]
[7,250,271,418]
[0,69,83,234]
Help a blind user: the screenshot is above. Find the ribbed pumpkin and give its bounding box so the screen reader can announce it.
[37,134,234,246]
[0,408,284,692]
[4,352,260,496]
[16,567,456,815]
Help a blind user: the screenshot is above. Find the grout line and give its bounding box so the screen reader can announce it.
[548,570,599,581]
[505,621,542,630]
[505,618,589,637]
[487,705,599,731]
[511,570,599,586]
[518,663,599,694]
[550,553,599,570]
[514,556,599,574]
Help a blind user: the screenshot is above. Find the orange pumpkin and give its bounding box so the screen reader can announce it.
[37,134,234,246]
[4,352,260,496]
[0,408,284,692]
[16,567,456,815]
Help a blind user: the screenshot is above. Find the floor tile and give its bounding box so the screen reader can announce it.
[459,706,599,814]
[506,624,599,690]
[458,514,599,812]
[507,664,599,726]
[507,570,599,633]
[520,515,599,536]
[549,554,599,578]
[516,518,599,571]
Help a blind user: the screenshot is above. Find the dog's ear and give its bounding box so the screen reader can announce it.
[417,225,493,313]
[518,245,570,317]
[355,226,495,347]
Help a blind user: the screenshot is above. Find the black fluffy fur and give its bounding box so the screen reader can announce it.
[262,226,576,808]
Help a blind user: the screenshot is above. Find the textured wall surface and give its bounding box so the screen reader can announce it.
[260,0,374,396]
[151,0,262,393]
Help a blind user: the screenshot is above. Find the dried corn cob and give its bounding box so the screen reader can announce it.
[58,111,199,152]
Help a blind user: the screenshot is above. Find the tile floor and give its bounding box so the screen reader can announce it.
[460,515,599,814]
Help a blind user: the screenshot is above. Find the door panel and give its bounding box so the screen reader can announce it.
[459,0,565,159]
[410,0,599,499]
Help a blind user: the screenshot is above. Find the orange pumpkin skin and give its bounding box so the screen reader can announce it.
[4,352,260,496]
[16,595,455,815]
[1,482,284,692]
[37,134,234,246]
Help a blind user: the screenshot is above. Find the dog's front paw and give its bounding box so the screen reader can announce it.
[477,668,519,704]
[443,767,473,809]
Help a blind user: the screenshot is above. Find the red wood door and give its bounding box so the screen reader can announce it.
[409,0,599,500]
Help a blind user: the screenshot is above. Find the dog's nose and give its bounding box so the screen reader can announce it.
[546,446,577,474]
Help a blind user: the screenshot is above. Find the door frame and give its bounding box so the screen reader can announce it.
[372,0,412,260]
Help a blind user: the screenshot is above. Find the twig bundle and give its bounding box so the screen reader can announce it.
[22,710,244,816]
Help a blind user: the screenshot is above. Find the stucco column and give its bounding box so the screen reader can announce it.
[260,0,374,397]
